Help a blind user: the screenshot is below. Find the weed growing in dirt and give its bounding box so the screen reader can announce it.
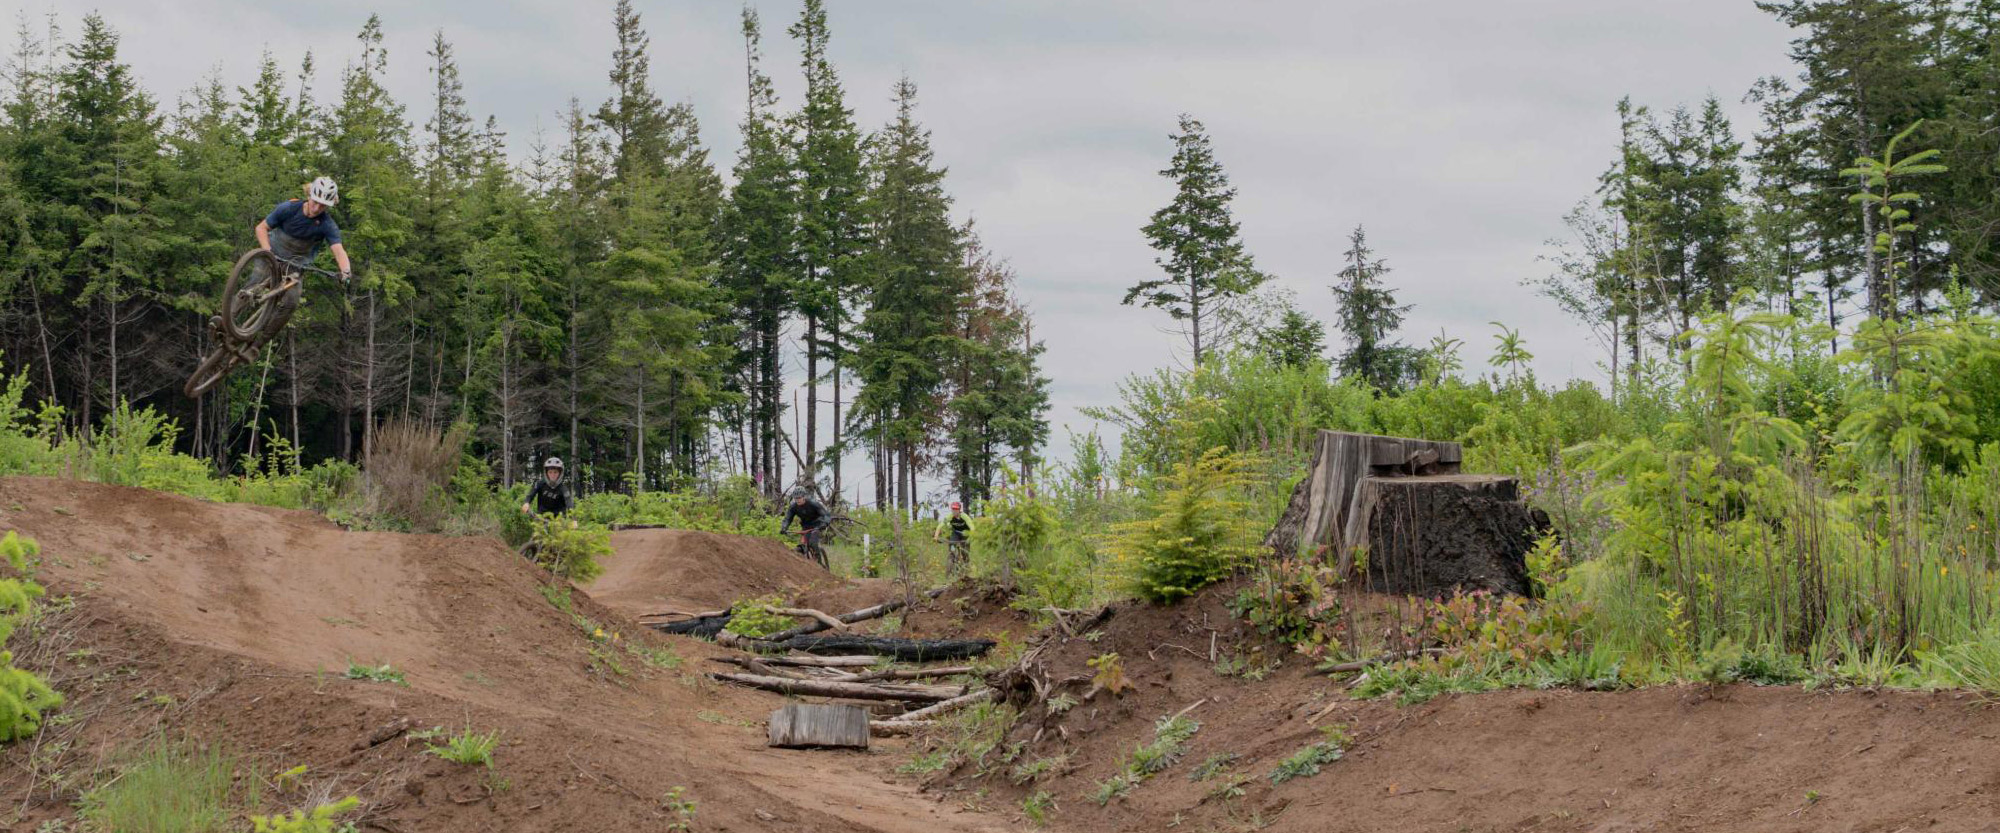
[79,738,242,833]
[1213,645,1280,680]
[1269,725,1350,785]
[1021,790,1057,826]
[1189,752,1241,781]
[896,702,1019,776]
[343,661,406,686]
[250,796,361,833]
[661,786,697,831]
[1044,692,1077,715]
[1086,652,1132,697]
[0,531,61,741]
[722,595,793,638]
[1009,751,1071,785]
[1089,713,1201,805]
[539,584,574,612]
[418,727,500,767]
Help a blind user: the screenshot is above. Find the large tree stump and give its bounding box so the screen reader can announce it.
[1266,431,1544,598]
[1266,431,1463,561]
[1349,475,1537,597]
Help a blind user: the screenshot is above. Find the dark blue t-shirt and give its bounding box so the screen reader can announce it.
[264,200,342,246]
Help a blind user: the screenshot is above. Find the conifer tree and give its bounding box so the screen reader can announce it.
[1130,114,1265,365]
[788,0,869,498]
[1330,225,1413,389]
[855,77,964,513]
[723,6,797,496]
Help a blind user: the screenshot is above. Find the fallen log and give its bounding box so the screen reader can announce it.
[869,720,934,737]
[767,635,996,662]
[886,688,994,723]
[843,665,975,683]
[760,587,948,642]
[766,606,850,632]
[653,613,732,637]
[761,655,884,668]
[709,672,965,703]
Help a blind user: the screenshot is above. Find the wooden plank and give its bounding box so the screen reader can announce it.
[768,703,871,749]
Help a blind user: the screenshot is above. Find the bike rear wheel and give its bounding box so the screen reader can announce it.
[223,249,283,342]
[183,344,236,398]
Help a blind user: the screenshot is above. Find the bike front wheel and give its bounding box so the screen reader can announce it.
[183,344,236,398]
[222,249,284,342]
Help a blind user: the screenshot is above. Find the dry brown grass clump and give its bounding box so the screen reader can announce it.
[363,419,469,531]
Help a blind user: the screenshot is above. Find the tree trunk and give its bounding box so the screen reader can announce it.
[363,288,377,461]
[805,314,819,488]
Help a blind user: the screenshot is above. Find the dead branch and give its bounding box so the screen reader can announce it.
[765,606,850,632]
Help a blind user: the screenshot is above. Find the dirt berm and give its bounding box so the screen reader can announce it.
[0,477,1013,832]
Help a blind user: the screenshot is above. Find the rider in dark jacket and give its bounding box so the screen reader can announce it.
[780,489,830,563]
[521,457,574,517]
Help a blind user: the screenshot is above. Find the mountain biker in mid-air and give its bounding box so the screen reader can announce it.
[933,501,974,574]
[248,176,352,336]
[521,457,574,518]
[779,488,831,567]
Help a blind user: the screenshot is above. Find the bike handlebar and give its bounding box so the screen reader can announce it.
[272,254,348,280]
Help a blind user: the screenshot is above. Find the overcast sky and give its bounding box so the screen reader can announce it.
[13,0,1799,479]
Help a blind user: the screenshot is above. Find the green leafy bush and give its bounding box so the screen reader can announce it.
[1106,449,1264,603]
[529,517,612,582]
[722,595,793,638]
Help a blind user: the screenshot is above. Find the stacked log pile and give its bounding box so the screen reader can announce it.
[649,591,1001,742]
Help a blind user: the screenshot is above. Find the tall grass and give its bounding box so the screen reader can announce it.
[80,738,245,833]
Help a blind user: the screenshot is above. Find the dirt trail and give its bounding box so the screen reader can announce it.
[586,527,842,617]
[0,477,1012,832]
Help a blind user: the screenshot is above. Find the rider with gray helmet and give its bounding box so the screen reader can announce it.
[521,457,574,517]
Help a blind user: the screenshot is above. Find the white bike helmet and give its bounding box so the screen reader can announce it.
[544,457,564,470]
[307,176,339,206]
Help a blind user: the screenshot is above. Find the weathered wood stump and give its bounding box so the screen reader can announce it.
[768,703,870,749]
[1267,430,1544,598]
[1351,475,1536,597]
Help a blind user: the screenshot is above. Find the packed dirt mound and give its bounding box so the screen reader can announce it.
[956,579,2000,833]
[0,477,1016,833]
[587,528,840,618]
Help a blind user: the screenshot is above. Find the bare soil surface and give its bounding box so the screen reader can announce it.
[950,578,2000,832]
[0,478,1012,832]
[2,476,1997,832]
[587,527,843,617]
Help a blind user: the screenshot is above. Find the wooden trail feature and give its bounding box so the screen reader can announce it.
[768,704,871,749]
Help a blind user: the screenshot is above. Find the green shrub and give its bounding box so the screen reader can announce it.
[80,739,238,833]
[250,797,361,833]
[1106,449,1264,603]
[722,595,792,638]
[0,531,59,741]
[529,517,612,582]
